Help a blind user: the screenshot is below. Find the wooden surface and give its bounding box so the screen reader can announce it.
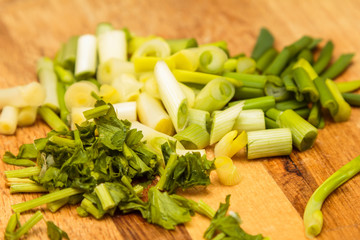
[1,0,360,239]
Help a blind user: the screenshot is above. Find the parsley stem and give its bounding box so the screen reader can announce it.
[83,104,110,120]
[47,197,69,212]
[38,106,69,132]
[12,188,83,213]
[5,213,19,234]
[304,155,360,238]
[49,135,76,148]
[5,166,41,178]
[10,183,48,193]
[95,183,116,211]
[12,211,43,240]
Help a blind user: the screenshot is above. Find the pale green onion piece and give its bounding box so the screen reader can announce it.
[133,57,175,72]
[166,38,198,54]
[264,82,291,101]
[0,106,18,135]
[197,46,228,74]
[154,61,189,132]
[194,78,235,113]
[112,73,142,102]
[131,38,171,60]
[233,109,265,132]
[70,107,91,130]
[137,92,174,136]
[174,124,210,149]
[47,197,69,212]
[168,49,199,71]
[325,79,351,122]
[97,59,135,84]
[113,102,137,121]
[95,183,116,211]
[335,80,360,93]
[214,130,247,158]
[37,58,59,110]
[0,82,46,109]
[223,72,267,89]
[64,81,99,110]
[176,149,206,156]
[179,82,195,108]
[188,108,210,131]
[223,58,237,72]
[75,34,97,79]
[128,35,156,55]
[209,102,244,145]
[98,30,127,64]
[247,128,292,159]
[293,58,318,80]
[236,57,256,74]
[99,84,121,104]
[96,22,114,36]
[172,69,242,87]
[140,73,161,99]
[57,36,78,71]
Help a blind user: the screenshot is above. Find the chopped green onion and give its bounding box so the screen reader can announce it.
[188,108,210,131]
[112,73,142,102]
[12,188,83,213]
[264,83,291,101]
[223,72,267,89]
[256,48,278,72]
[64,81,99,110]
[313,77,338,115]
[166,38,198,54]
[223,58,237,72]
[197,46,228,74]
[96,22,114,36]
[234,87,265,100]
[308,102,322,127]
[56,81,70,124]
[335,80,360,93]
[209,102,244,145]
[342,93,360,107]
[168,49,198,71]
[179,82,195,108]
[321,53,354,79]
[283,74,303,101]
[154,61,189,132]
[275,99,308,111]
[97,58,135,84]
[98,29,127,63]
[236,57,256,74]
[242,96,275,111]
[264,47,292,75]
[325,79,351,122]
[214,130,247,158]
[194,78,235,113]
[54,65,75,84]
[304,155,360,238]
[251,27,274,60]
[293,58,318,81]
[38,106,69,132]
[0,106,19,135]
[56,36,78,71]
[113,102,137,121]
[297,49,313,64]
[292,66,319,102]
[131,38,171,60]
[313,41,334,74]
[5,166,41,179]
[172,69,242,87]
[75,34,97,79]
[294,107,311,119]
[233,109,265,132]
[137,92,174,135]
[133,57,175,72]
[200,41,229,56]
[264,117,279,129]
[247,128,292,159]
[174,124,210,149]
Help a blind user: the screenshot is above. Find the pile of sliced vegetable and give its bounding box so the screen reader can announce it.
[1,23,360,239]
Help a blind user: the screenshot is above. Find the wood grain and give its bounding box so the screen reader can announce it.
[1,0,360,239]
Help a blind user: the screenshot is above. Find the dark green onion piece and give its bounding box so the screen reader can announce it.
[335,80,360,93]
[256,48,278,72]
[234,87,264,100]
[342,93,360,107]
[174,124,210,149]
[266,75,283,86]
[293,67,319,102]
[283,74,303,101]
[264,82,291,101]
[297,49,314,64]
[307,38,322,50]
[321,53,354,79]
[57,81,70,124]
[288,36,313,58]
[166,38,198,54]
[275,99,308,111]
[57,36,78,71]
[264,117,279,129]
[243,96,276,111]
[251,27,274,60]
[313,41,334,74]
[308,102,322,127]
[280,62,296,78]
[54,65,75,84]
[264,47,292,75]
[313,77,338,115]
[295,108,311,119]
[223,72,267,89]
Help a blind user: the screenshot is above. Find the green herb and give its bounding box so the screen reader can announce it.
[47,221,70,240]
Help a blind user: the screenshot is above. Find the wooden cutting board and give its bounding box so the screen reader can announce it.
[1,0,360,239]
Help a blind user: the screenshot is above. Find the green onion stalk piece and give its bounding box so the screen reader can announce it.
[297,48,314,64]
[187,108,211,131]
[5,211,44,240]
[174,124,210,149]
[54,65,76,84]
[325,79,351,122]
[74,34,97,79]
[313,77,338,115]
[56,36,78,71]
[242,96,275,111]
[251,27,274,60]
[200,40,230,56]
[223,72,267,89]
[321,53,354,79]
[247,128,292,159]
[56,81,70,124]
[97,58,135,85]
[172,69,242,87]
[306,38,322,50]
[308,102,322,128]
[293,58,318,81]
[292,67,319,102]
[295,107,311,119]
[223,58,237,72]
[131,38,171,60]
[193,78,235,113]
[342,92,360,107]
[313,41,334,74]
[98,29,127,64]
[236,57,256,74]
[209,102,244,145]
[96,22,114,36]
[197,45,228,74]
[154,61,189,132]
[264,117,279,129]
[264,83,291,102]
[234,87,265,100]
[256,48,278,72]
[166,38,198,54]
[233,109,265,132]
[267,108,318,151]
[264,47,292,75]
[133,56,175,72]
[38,106,69,132]
[275,99,308,111]
[335,80,360,93]
[304,155,360,238]
[283,74,303,102]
